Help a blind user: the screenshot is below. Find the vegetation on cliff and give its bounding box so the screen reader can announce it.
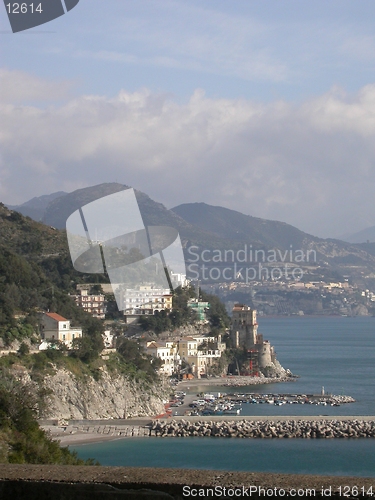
[0,374,97,464]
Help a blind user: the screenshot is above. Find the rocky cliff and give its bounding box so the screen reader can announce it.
[14,365,169,420]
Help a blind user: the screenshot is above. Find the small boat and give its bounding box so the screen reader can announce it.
[223,408,241,415]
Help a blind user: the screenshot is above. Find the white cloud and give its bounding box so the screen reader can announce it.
[0,69,72,104]
[2,73,375,237]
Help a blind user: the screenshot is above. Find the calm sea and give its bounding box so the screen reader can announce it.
[73,317,375,477]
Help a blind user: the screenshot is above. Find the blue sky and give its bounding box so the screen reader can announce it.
[1,1,375,237]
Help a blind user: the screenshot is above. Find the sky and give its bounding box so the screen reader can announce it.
[1,0,375,238]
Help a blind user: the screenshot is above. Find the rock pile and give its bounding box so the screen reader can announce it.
[149,419,375,439]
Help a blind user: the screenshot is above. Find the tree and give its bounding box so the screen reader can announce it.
[70,335,102,363]
[18,342,30,356]
[200,290,230,331]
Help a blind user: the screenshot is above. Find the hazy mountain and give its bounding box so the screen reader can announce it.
[43,184,130,229]
[7,191,66,222]
[171,202,375,273]
[172,202,316,249]
[339,226,375,244]
[353,241,375,257]
[42,183,229,248]
[6,183,375,281]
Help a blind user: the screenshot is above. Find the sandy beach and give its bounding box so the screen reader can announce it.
[43,419,153,446]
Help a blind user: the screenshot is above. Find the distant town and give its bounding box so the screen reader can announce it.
[203,278,375,317]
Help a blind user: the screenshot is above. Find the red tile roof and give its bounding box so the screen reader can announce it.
[45,312,68,322]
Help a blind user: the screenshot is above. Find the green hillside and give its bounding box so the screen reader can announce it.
[0,203,106,349]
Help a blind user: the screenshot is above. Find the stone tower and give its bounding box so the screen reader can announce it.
[231,303,286,378]
[231,304,258,349]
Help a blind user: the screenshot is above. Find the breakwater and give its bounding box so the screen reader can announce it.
[44,416,375,444]
[149,418,375,438]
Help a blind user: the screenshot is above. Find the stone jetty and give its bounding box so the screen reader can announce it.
[44,416,375,444]
[149,418,375,439]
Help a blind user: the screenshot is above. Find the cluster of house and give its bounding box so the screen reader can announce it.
[37,310,226,380]
[37,277,228,377]
[71,280,190,323]
[143,334,226,378]
[37,281,210,355]
[37,301,276,381]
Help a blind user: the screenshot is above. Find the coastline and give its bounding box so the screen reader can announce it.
[43,375,361,447]
[43,376,296,446]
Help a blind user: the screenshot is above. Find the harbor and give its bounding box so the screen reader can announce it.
[165,389,355,418]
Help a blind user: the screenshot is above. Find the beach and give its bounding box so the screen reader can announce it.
[42,418,153,446]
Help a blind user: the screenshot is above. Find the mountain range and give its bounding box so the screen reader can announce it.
[7,191,67,222]
[6,183,375,284]
[339,226,375,244]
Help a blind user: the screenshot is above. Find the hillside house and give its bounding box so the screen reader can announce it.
[178,335,226,378]
[72,287,106,319]
[145,340,180,376]
[40,312,82,348]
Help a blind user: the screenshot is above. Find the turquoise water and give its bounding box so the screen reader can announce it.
[72,317,375,476]
[73,437,375,477]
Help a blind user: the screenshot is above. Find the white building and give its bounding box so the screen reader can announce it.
[170,273,188,288]
[145,340,180,376]
[39,312,82,348]
[120,285,173,323]
[178,335,226,378]
[102,329,115,348]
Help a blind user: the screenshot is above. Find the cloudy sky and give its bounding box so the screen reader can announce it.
[1,0,375,238]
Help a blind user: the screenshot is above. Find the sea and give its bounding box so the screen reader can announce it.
[72,317,375,477]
